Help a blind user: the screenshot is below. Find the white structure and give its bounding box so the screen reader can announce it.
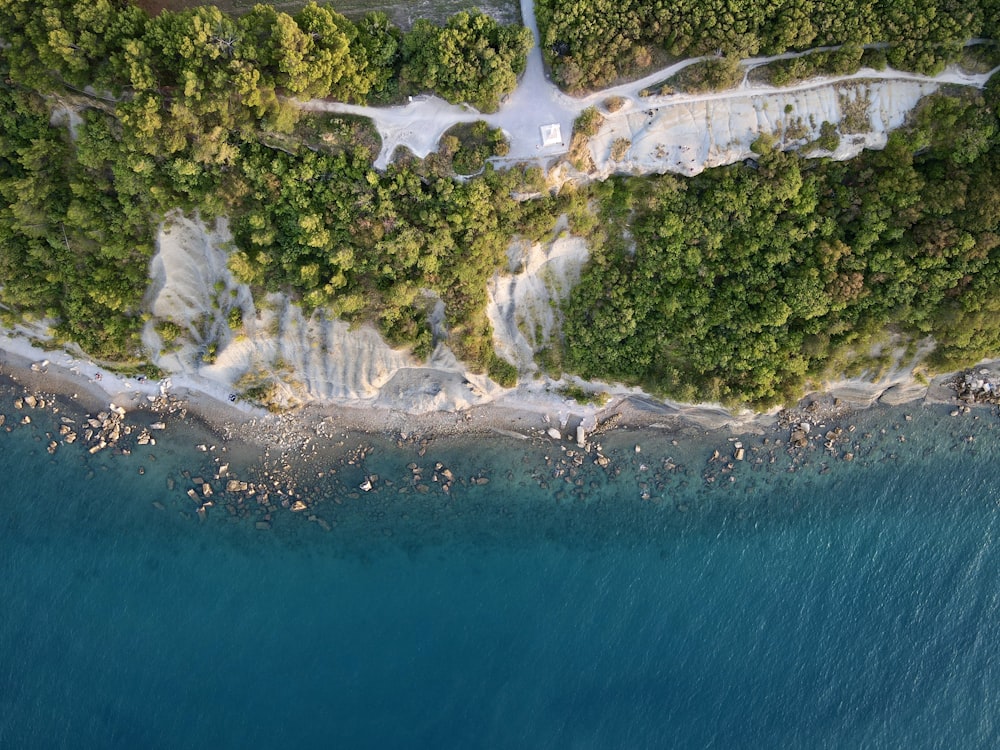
[540,123,563,147]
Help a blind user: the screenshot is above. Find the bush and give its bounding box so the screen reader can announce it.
[610,138,631,161]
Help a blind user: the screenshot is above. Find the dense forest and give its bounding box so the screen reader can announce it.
[564,86,1000,405]
[536,0,1000,91]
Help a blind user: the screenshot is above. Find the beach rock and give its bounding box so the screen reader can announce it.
[20,415,30,425]
[290,500,308,512]
[547,427,562,440]
[150,422,166,430]
[24,395,37,408]
[255,520,271,530]
[202,483,213,497]
[360,477,373,492]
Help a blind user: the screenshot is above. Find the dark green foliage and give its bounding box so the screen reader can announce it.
[563,93,1000,406]
[228,140,547,372]
[401,11,532,112]
[751,43,865,87]
[0,1,529,112]
[662,57,744,94]
[538,0,991,91]
[435,121,509,175]
[0,78,158,360]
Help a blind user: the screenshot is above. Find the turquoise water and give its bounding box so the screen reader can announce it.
[1,386,999,748]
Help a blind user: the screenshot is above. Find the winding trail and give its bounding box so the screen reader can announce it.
[299,0,999,173]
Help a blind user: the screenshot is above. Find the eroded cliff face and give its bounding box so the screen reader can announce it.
[142,212,503,413]
[564,79,938,185]
[486,219,590,376]
[138,75,961,414]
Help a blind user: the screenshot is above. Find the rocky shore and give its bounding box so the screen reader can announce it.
[3,334,999,540]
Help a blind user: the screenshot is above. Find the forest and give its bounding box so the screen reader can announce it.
[536,0,1000,91]
[563,85,1000,405]
[3,1,1000,407]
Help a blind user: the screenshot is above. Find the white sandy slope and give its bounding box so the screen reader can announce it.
[583,78,938,180]
[139,212,503,414]
[486,219,590,374]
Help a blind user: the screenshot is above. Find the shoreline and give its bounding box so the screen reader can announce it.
[5,328,999,536]
[0,329,983,452]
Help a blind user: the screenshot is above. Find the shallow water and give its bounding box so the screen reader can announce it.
[1,388,998,748]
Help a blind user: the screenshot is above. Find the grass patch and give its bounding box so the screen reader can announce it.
[958,42,1000,74]
[839,88,872,134]
[557,383,609,405]
[654,57,743,95]
[603,95,625,113]
[435,121,508,175]
[804,121,841,152]
[235,368,283,412]
[748,44,864,87]
[610,137,631,161]
[567,107,603,171]
[154,319,185,352]
[294,112,381,161]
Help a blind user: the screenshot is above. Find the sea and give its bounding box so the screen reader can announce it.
[1,380,998,749]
